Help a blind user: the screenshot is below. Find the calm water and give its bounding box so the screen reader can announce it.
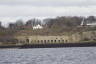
[0,47,96,64]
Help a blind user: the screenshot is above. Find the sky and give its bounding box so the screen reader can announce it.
[0,0,96,27]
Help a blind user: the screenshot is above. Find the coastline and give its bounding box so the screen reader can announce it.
[0,42,96,49]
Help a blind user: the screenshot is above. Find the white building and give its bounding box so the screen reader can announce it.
[81,18,96,26]
[86,22,96,26]
[33,24,43,30]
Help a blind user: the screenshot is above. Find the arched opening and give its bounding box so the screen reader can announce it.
[37,40,39,43]
[51,40,53,43]
[47,40,50,43]
[26,39,29,43]
[58,40,60,43]
[41,40,43,44]
[54,40,56,43]
[65,40,68,43]
[62,40,64,43]
[44,40,46,44]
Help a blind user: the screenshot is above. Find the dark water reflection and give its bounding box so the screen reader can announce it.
[0,47,96,64]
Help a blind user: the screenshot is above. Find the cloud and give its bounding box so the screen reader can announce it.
[0,5,96,17]
[0,0,96,6]
[0,0,96,26]
[0,0,96,17]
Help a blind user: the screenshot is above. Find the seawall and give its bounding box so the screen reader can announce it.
[0,42,96,48]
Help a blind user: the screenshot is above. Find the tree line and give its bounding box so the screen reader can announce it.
[0,16,96,36]
[0,16,96,29]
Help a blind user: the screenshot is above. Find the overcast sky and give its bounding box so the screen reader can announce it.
[0,0,96,27]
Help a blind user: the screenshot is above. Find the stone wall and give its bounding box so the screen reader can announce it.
[14,31,96,45]
[15,35,81,44]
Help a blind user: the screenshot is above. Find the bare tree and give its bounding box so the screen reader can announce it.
[26,18,42,26]
[15,19,24,27]
[0,22,1,27]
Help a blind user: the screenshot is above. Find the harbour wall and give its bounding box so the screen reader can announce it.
[15,31,96,45]
[15,35,81,45]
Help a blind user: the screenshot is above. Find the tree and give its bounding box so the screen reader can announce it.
[26,18,42,26]
[8,19,25,30]
[44,16,83,29]
[87,16,96,21]
[15,19,24,27]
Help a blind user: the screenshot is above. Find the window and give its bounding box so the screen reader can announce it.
[54,40,56,42]
[44,40,46,43]
[62,40,64,43]
[37,40,39,43]
[47,40,50,42]
[41,40,43,43]
[34,40,36,42]
[26,39,29,43]
[65,40,68,42]
[58,40,60,43]
[51,40,53,42]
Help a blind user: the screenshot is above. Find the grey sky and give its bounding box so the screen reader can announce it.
[0,0,96,6]
[0,0,96,27]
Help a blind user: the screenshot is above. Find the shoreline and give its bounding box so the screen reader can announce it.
[0,42,96,49]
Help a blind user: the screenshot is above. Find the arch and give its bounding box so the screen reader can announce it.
[44,40,47,44]
[47,40,50,43]
[58,40,61,43]
[41,40,43,44]
[65,40,68,43]
[26,39,29,43]
[51,40,53,43]
[62,40,64,43]
[54,40,56,43]
[34,40,36,43]
[37,40,39,43]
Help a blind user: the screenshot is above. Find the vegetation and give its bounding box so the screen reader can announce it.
[0,16,96,36]
[0,16,96,44]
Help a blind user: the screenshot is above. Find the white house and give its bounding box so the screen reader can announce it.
[81,18,96,26]
[86,22,96,26]
[33,24,43,30]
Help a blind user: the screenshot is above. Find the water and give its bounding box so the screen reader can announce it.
[0,47,96,64]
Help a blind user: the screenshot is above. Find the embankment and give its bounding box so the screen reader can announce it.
[0,42,96,48]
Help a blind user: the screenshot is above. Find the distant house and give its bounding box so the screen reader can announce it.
[81,18,96,27]
[86,21,96,26]
[33,24,43,30]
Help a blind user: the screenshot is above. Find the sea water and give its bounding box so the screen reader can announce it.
[0,47,96,64]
